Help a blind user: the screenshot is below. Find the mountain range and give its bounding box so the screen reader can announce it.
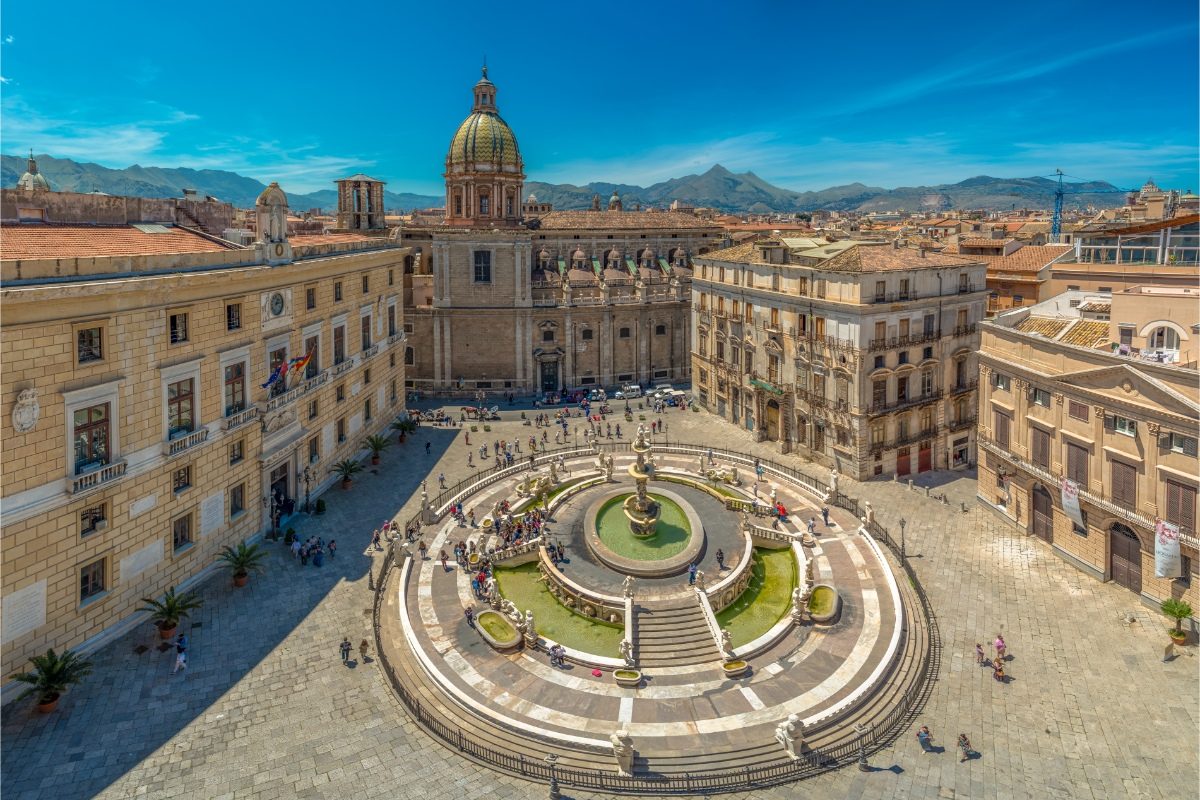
[2,156,1127,214]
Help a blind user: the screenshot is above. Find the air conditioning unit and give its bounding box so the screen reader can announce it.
[94,519,108,532]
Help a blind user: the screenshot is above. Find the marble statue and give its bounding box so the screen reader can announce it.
[864,500,874,526]
[775,714,806,760]
[610,730,635,776]
[622,575,636,599]
[695,570,706,591]
[699,454,706,475]
[719,628,732,654]
[604,454,614,482]
[770,486,777,505]
[523,609,537,645]
[549,460,559,484]
[619,638,634,666]
[791,587,806,623]
[829,467,839,497]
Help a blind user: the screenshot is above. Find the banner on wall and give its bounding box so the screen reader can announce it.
[1155,519,1182,579]
[1060,477,1084,527]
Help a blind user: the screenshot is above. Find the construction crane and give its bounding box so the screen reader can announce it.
[1048,170,1139,243]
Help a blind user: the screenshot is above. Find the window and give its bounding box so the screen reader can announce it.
[1107,415,1136,437]
[1072,509,1088,536]
[229,439,244,465]
[923,314,936,336]
[173,465,192,493]
[309,399,319,420]
[619,327,630,339]
[172,514,193,552]
[362,274,370,294]
[1066,442,1089,485]
[1179,555,1194,587]
[474,251,492,283]
[364,368,372,385]
[479,194,490,215]
[1110,460,1137,508]
[77,326,103,363]
[390,379,397,404]
[655,324,667,336]
[268,346,288,397]
[361,315,372,351]
[898,278,910,300]
[1119,326,1134,346]
[73,403,110,473]
[897,351,909,365]
[80,503,107,537]
[454,195,463,216]
[364,399,373,423]
[336,384,346,403]
[306,287,317,310]
[993,410,1011,447]
[224,363,245,416]
[1031,427,1051,469]
[744,304,753,323]
[1165,479,1197,534]
[1031,388,1051,407]
[80,559,106,603]
[337,417,346,443]
[875,281,886,301]
[387,306,396,337]
[920,370,934,397]
[308,435,320,464]
[872,380,887,407]
[333,326,346,364]
[959,273,969,292]
[334,282,343,302]
[581,329,593,341]
[405,347,415,366]
[169,312,189,344]
[1169,433,1198,456]
[874,355,884,369]
[388,269,394,286]
[230,483,245,517]
[390,352,396,367]
[870,424,885,445]
[992,373,1011,391]
[167,379,195,436]
[1068,400,1089,422]
[226,303,242,331]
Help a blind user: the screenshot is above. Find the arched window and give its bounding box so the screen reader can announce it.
[404,347,414,366]
[1149,326,1180,350]
[479,194,490,216]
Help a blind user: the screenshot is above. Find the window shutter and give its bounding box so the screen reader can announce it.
[1160,433,1172,451]
[1167,480,1197,534]
[1067,442,1088,485]
[1111,460,1136,507]
[1032,427,1050,468]
[1104,414,1116,432]
[1185,437,1199,458]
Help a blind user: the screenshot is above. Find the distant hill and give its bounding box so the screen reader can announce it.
[2,156,1127,214]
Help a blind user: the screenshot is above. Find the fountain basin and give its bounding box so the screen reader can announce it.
[583,487,705,578]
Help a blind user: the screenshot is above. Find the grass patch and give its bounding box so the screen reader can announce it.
[492,563,622,656]
[596,494,691,560]
[716,548,797,648]
[807,585,836,616]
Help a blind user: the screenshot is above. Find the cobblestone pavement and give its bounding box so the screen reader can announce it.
[2,401,1196,800]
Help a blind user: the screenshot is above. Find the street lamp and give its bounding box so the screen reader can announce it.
[898,517,907,560]
[262,494,279,541]
[545,754,560,800]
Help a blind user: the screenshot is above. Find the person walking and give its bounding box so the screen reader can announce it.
[439,549,451,572]
[371,529,381,551]
[975,643,988,666]
[994,633,1007,661]
[957,733,973,762]
[992,660,1006,682]
[172,649,188,675]
[340,637,352,664]
[464,606,476,628]
[299,545,309,566]
[821,506,830,526]
[465,432,470,446]
[468,452,474,468]
[807,517,817,537]
[417,539,428,560]
[438,472,446,489]
[359,639,370,663]
[916,725,934,753]
[290,537,301,559]
[328,540,337,559]
[716,548,726,570]
[425,441,431,455]
[688,563,698,585]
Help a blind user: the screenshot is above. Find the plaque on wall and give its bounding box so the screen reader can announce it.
[2,580,46,644]
[200,492,224,537]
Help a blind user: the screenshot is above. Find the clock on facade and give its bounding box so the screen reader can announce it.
[270,293,285,316]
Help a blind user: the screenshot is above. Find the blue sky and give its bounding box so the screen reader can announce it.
[2,1,1196,196]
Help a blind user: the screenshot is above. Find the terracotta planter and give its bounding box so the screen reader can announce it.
[398,433,406,444]
[1170,631,1188,645]
[371,455,381,466]
[342,478,352,490]
[614,669,642,688]
[36,694,60,714]
[158,623,177,639]
[233,573,249,588]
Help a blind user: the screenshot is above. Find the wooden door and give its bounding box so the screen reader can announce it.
[766,401,780,441]
[1032,484,1053,543]
[1109,525,1142,593]
[897,448,911,476]
[918,444,932,472]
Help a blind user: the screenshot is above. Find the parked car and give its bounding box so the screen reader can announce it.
[615,384,642,399]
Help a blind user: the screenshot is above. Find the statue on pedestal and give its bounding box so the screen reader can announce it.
[622,575,636,599]
[719,628,732,654]
[619,638,634,666]
[523,609,537,645]
[695,570,706,591]
[611,730,635,776]
[775,714,806,760]
[604,454,614,482]
[791,587,806,623]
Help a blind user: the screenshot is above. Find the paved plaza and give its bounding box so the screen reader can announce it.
[2,401,1196,800]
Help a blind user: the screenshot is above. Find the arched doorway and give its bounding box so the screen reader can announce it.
[1031,483,1053,543]
[766,399,780,441]
[1109,523,1142,593]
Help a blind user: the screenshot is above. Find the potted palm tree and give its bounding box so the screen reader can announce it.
[140,586,204,639]
[218,540,267,587]
[330,459,364,489]
[363,434,391,465]
[10,648,93,713]
[391,418,416,444]
[1162,598,1193,645]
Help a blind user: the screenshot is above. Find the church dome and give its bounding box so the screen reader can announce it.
[16,151,52,191]
[446,68,522,172]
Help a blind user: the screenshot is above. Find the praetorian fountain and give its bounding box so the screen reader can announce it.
[623,425,660,538]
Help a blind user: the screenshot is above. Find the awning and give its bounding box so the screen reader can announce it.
[625,258,638,277]
[657,257,672,275]
[556,258,567,276]
[591,258,603,277]
[750,378,784,396]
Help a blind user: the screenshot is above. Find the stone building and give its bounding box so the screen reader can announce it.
[335,174,387,231]
[691,238,987,480]
[0,183,409,688]
[399,68,721,394]
[976,287,1199,611]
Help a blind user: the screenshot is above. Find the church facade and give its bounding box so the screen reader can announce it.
[400,69,721,394]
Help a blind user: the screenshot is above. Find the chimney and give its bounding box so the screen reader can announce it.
[919,247,926,258]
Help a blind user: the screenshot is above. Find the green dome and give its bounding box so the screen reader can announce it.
[446,111,521,170]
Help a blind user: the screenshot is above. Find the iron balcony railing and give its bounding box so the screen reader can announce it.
[868,389,943,414]
[867,331,940,352]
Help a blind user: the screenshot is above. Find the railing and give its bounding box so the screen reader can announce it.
[266,383,305,411]
[331,357,356,378]
[892,425,938,449]
[868,389,942,414]
[872,291,912,304]
[950,379,978,395]
[70,459,127,494]
[164,428,209,457]
[361,344,380,361]
[958,283,976,294]
[388,331,406,346]
[867,331,939,352]
[952,324,977,337]
[947,415,977,432]
[374,440,942,794]
[222,406,259,431]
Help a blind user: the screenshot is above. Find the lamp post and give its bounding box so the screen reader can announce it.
[262,494,279,541]
[545,754,560,800]
[898,517,906,560]
[302,466,313,514]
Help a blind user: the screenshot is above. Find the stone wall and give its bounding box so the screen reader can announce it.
[1,188,235,233]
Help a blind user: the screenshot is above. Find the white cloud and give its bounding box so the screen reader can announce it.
[0,76,11,85]
[4,35,14,44]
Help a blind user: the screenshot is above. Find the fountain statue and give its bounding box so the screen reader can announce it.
[623,425,661,538]
[611,730,635,776]
[775,714,806,760]
[622,575,636,598]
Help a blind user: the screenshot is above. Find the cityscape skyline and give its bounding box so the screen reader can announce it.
[2,1,1196,196]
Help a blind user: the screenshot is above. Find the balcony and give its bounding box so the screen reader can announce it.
[697,310,712,326]
[951,379,979,395]
[266,383,305,412]
[867,331,940,352]
[164,428,209,457]
[795,388,827,408]
[70,459,128,494]
[872,291,912,304]
[387,331,406,346]
[361,344,380,361]
[222,406,259,431]
[947,414,977,432]
[894,425,939,449]
[331,357,356,378]
[868,389,943,414]
[953,324,977,337]
[958,283,977,294]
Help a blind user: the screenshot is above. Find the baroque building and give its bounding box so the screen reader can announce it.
[0,184,409,689]
[401,68,721,393]
[691,238,987,480]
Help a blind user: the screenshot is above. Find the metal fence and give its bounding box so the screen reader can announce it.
[375,437,942,794]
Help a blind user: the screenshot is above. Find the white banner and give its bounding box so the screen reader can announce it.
[1155,519,1182,578]
[1060,477,1084,527]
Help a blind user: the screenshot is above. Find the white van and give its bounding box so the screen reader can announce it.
[617,384,642,399]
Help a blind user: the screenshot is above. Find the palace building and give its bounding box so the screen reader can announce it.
[400,68,721,394]
[0,182,409,686]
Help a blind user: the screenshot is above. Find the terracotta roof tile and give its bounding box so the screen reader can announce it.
[960,237,1015,248]
[537,210,717,231]
[290,233,383,246]
[1058,319,1111,348]
[1077,301,1112,313]
[979,245,1073,274]
[699,240,980,272]
[1014,317,1070,338]
[0,224,235,260]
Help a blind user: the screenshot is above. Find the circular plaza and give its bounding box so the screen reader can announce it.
[374,429,933,793]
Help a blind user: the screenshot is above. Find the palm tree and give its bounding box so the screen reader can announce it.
[363,434,391,465]
[10,648,93,712]
[391,418,416,443]
[218,541,267,586]
[1162,598,1193,640]
[140,586,204,637]
[330,459,364,489]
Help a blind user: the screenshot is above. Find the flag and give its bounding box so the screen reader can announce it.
[261,361,286,389]
[289,352,312,373]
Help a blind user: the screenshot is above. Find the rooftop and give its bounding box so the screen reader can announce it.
[697,239,981,273]
[536,210,717,231]
[0,223,238,260]
[976,244,1074,274]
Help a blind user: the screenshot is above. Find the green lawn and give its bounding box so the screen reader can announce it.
[492,563,623,656]
[596,494,692,560]
[715,548,797,648]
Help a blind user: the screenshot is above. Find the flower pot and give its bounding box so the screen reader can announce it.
[721,660,751,679]
[398,433,406,444]
[158,623,177,640]
[614,669,642,688]
[1170,631,1188,645]
[371,455,381,466]
[233,573,249,588]
[36,694,60,714]
[342,478,352,490]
